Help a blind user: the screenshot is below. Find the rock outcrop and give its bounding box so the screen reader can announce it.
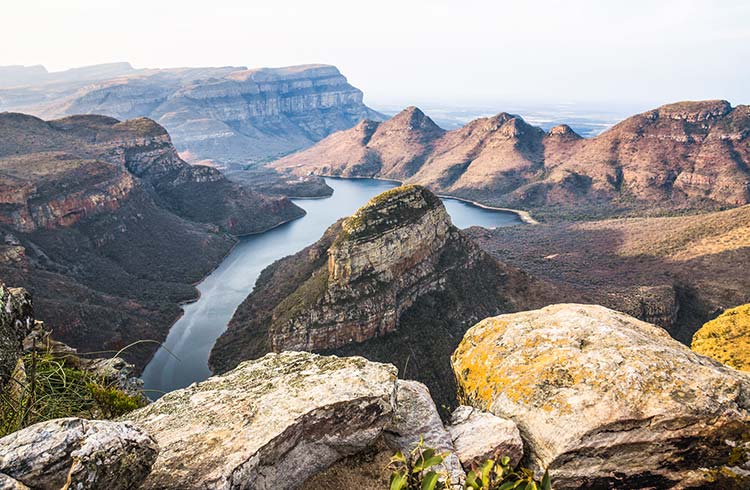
[0,64,384,167]
[272,101,750,217]
[0,112,302,368]
[0,283,32,391]
[0,417,157,490]
[447,406,524,470]
[692,303,750,371]
[211,185,556,407]
[125,351,398,489]
[452,304,750,488]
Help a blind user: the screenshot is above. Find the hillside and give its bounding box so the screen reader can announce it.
[272,101,750,218]
[464,204,750,344]
[210,185,557,407]
[0,112,302,368]
[0,63,384,167]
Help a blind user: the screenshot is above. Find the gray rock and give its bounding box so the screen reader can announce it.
[0,473,28,490]
[0,417,157,490]
[385,380,465,487]
[447,406,523,469]
[0,285,32,393]
[125,351,397,489]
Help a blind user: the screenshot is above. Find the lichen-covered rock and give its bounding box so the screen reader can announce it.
[0,417,157,490]
[385,380,464,486]
[452,304,750,489]
[125,351,397,489]
[692,303,750,371]
[0,284,33,392]
[447,406,523,469]
[0,473,28,490]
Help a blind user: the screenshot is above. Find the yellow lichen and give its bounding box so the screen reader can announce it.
[692,304,750,372]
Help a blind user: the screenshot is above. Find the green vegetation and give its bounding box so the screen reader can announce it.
[387,439,552,490]
[0,349,146,437]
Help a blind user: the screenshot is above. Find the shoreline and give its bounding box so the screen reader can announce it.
[319,173,538,225]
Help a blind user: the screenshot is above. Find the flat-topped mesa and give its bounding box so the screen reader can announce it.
[271,185,465,353]
[655,99,732,122]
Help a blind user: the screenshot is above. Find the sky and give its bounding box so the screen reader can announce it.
[2,0,748,108]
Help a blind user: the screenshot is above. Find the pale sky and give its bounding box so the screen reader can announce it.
[2,0,748,107]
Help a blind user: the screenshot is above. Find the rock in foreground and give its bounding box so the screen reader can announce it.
[452,304,750,488]
[447,406,523,470]
[125,351,397,489]
[0,417,157,490]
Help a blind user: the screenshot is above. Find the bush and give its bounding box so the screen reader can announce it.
[465,456,551,490]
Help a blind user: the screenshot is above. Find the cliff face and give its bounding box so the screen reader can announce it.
[0,64,384,167]
[211,185,557,406]
[272,101,750,217]
[0,112,302,368]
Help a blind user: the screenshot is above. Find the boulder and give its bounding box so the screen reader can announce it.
[0,285,33,392]
[0,417,157,490]
[447,406,523,469]
[452,304,750,489]
[385,380,465,486]
[125,351,397,489]
[0,474,28,490]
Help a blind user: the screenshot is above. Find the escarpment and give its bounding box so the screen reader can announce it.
[0,112,302,368]
[272,100,750,218]
[211,185,557,407]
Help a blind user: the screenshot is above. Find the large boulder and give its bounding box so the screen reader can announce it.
[447,406,523,470]
[0,284,33,392]
[0,417,157,490]
[125,351,397,489]
[452,304,750,489]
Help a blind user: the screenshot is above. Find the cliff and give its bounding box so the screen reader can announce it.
[271,101,750,218]
[0,64,384,167]
[0,112,302,368]
[211,185,557,406]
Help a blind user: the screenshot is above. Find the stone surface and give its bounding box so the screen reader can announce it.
[447,406,523,469]
[0,417,157,490]
[692,303,750,371]
[272,101,750,217]
[125,351,397,489]
[452,304,750,489]
[385,380,464,486]
[0,284,32,392]
[0,474,28,490]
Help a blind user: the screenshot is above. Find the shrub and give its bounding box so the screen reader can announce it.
[465,455,551,490]
[388,436,451,490]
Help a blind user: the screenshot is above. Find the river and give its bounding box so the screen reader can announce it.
[140,178,523,397]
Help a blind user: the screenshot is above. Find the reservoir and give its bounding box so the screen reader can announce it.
[140,178,523,397]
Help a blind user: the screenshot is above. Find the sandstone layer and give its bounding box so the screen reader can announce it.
[272,101,750,218]
[211,185,556,407]
[452,304,750,488]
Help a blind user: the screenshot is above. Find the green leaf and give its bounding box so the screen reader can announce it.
[501,456,511,467]
[465,471,480,489]
[421,471,440,490]
[498,482,517,490]
[390,472,407,490]
[541,470,552,490]
[480,460,494,479]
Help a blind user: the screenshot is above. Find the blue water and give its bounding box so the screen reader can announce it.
[140,178,522,396]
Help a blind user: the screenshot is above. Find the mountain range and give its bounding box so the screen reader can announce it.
[271,100,750,218]
[0,63,383,167]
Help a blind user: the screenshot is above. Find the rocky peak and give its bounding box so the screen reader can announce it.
[546,124,581,139]
[656,99,732,122]
[377,106,445,137]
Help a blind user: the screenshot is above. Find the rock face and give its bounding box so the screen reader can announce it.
[125,351,397,489]
[0,417,157,490]
[0,64,384,167]
[272,101,750,217]
[447,406,523,470]
[452,304,750,489]
[0,283,32,391]
[211,185,555,406]
[0,112,301,369]
[692,303,750,371]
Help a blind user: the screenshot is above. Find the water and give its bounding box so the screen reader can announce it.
[140,178,522,397]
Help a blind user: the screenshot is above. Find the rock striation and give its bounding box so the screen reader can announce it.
[272,101,750,218]
[452,304,750,488]
[0,64,384,167]
[211,185,556,407]
[0,112,302,368]
[0,417,158,490]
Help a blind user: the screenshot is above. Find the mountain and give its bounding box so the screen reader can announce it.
[210,185,557,406]
[0,63,384,167]
[465,203,750,344]
[0,112,303,368]
[271,101,750,218]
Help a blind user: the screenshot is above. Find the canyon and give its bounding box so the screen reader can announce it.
[0,63,384,167]
[271,100,750,219]
[0,112,301,368]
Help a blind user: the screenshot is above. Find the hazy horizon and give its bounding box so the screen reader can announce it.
[3,0,749,108]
